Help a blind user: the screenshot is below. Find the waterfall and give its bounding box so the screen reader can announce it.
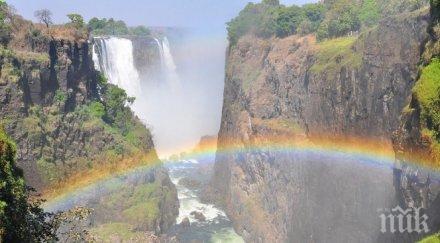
[154,38,164,67]
[92,37,142,98]
[153,37,181,90]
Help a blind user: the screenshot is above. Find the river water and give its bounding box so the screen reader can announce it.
[166,158,244,243]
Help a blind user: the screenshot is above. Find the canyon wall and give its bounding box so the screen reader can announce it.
[212,8,435,242]
[0,15,178,235]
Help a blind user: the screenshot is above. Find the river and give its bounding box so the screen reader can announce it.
[166,158,244,242]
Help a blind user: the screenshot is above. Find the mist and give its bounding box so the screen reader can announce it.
[119,32,227,158]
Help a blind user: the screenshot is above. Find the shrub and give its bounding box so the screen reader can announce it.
[67,13,84,29]
[359,0,380,27]
[53,90,67,104]
[88,17,134,36]
[274,5,305,37]
[227,1,326,44]
[129,26,150,36]
[414,58,440,140]
[0,128,57,242]
[88,101,105,119]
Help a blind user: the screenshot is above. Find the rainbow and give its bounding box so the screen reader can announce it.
[43,135,438,210]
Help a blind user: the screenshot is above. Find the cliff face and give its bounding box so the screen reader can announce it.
[1,33,98,188]
[0,15,178,236]
[212,9,430,242]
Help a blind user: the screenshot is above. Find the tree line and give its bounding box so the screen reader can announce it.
[227,0,428,45]
[33,9,151,36]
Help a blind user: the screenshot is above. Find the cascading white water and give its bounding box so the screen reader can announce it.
[92,37,142,98]
[155,37,181,90]
[154,38,164,67]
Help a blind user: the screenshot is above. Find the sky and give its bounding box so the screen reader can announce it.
[7,0,317,34]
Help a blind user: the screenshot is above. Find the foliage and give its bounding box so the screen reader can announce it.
[227,1,327,44]
[67,13,84,29]
[101,84,135,134]
[228,0,427,43]
[318,0,361,40]
[414,58,440,140]
[53,89,67,105]
[97,72,108,86]
[34,9,52,28]
[91,223,144,241]
[359,0,381,27]
[88,101,106,119]
[87,17,152,36]
[311,36,362,76]
[0,128,57,242]
[0,1,11,46]
[274,5,305,37]
[130,25,151,36]
[227,2,279,44]
[300,3,326,34]
[419,233,440,243]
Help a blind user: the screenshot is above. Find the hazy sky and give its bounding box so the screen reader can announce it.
[8,0,317,34]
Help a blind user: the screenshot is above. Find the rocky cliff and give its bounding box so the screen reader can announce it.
[212,7,432,243]
[0,13,178,236]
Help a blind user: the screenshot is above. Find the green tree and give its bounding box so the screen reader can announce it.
[130,26,151,36]
[274,5,305,37]
[67,13,84,29]
[298,19,313,35]
[88,17,107,31]
[302,3,326,32]
[101,84,135,134]
[359,0,380,27]
[324,0,361,38]
[0,128,56,242]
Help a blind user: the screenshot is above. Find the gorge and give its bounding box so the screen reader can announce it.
[1,0,440,242]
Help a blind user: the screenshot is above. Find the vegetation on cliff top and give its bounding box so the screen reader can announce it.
[227,0,428,45]
[88,17,151,37]
[310,36,362,75]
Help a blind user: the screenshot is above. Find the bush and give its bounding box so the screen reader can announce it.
[302,3,326,32]
[227,1,326,44]
[67,13,84,29]
[359,0,380,27]
[88,101,105,119]
[414,58,440,140]
[129,26,150,36]
[0,128,57,242]
[100,84,135,135]
[88,17,150,36]
[274,5,305,37]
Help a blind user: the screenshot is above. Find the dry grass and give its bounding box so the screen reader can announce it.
[39,24,88,42]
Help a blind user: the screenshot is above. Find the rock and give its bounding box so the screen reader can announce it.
[210,7,430,243]
[178,178,202,191]
[180,217,191,228]
[190,211,206,222]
